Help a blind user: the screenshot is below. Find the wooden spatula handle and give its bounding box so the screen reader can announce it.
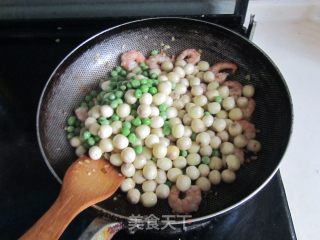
[20,193,82,240]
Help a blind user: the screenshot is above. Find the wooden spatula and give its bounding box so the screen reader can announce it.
[20,156,124,240]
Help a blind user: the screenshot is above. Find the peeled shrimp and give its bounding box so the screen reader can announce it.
[237,120,256,139]
[146,53,171,69]
[209,62,238,83]
[176,49,201,64]
[223,81,243,98]
[168,185,202,214]
[209,62,237,74]
[234,148,245,164]
[121,50,145,70]
[242,98,256,119]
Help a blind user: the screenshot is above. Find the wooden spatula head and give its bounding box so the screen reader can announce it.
[61,156,124,205]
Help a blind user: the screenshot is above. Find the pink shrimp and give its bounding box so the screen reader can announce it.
[209,62,238,74]
[242,98,256,119]
[209,62,238,83]
[146,53,171,69]
[234,148,245,164]
[237,120,256,139]
[176,49,201,64]
[120,50,145,70]
[223,81,243,98]
[75,106,88,121]
[168,185,202,214]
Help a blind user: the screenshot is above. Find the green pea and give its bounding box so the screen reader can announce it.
[110,100,118,109]
[90,90,98,97]
[141,65,148,71]
[98,117,109,125]
[149,87,158,95]
[150,73,157,79]
[115,98,123,104]
[66,126,75,133]
[131,79,140,88]
[142,118,151,126]
[214,96,222,103]
[134,89,142,99]
[67,116,77,126]
[134,145,143,154]
[83,131,91,140]
[180,150,188,157]
[165,180,172,187]
[140,62,147,68]
[103,99,110,105]
[202,156,210,165]
[108,93,116,100]
[67,132,74,140]
[88,101,94,108]
[87,137,95,146]
[132,117,142,127]
[140,85,149,93]
[122,127,130,136]
[142,71,149,77]
[115,91,123,98]
[111,114,120,121]
[212,149,220,157]
[204,111,210,116]
[159,104,167,112]
[140,62,148,71]
[110,82,117,89]
[111,76,118,82]
[111,70,118,77]
[160,111,167,120]
[123,121,132,129]
[120,85,126,91]
[85,95,92,102]
[163,125,171,136]
[120,69,127,76]
[128,133,137,144]
[115,66,122,72]
[80,102,88,108]
[127,82,133,89]
[151,50,159,56]
[141,79,148,85]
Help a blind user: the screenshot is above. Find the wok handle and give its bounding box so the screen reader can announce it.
[19,193,82,240]
[78,217,124,240]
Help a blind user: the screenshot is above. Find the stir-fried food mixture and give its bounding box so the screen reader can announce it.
[65,49,261,213]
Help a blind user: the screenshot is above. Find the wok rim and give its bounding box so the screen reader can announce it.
[36,16,293,225]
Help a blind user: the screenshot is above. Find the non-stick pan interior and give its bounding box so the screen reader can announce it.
[37,18,292,221]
